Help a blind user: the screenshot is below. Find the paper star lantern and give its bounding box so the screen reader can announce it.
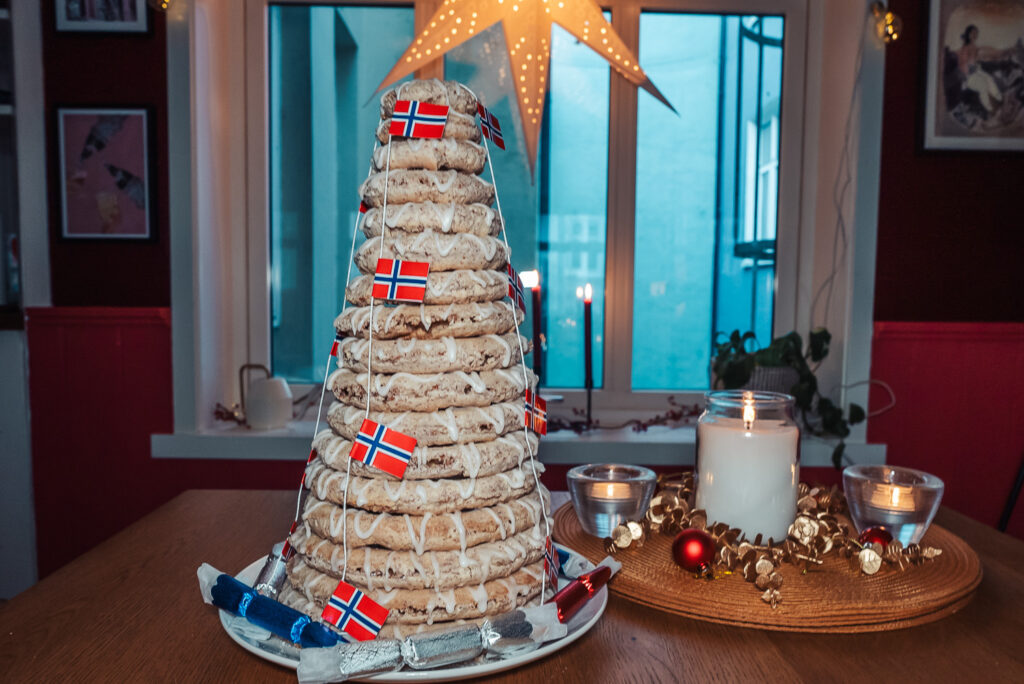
[377,0,674,170]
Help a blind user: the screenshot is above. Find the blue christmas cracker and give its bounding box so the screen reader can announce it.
[198,563,341,649]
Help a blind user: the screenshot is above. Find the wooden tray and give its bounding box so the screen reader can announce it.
[552,502,983,633]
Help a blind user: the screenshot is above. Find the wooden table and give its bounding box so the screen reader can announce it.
[2,490,1024,682]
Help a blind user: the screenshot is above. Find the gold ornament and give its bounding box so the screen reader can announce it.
[376,0,674,170]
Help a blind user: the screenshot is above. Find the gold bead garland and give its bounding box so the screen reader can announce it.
[605,472,944,608]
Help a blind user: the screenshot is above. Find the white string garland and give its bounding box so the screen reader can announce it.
[479,115,553,603]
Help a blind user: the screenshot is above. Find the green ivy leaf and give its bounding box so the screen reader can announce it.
[808,327,832,362]
[848,403,866,425]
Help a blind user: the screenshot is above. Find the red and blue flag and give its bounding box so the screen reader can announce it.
[350,419,417,479]
[320,579,389,642]
[544,536,560,588]
[507,264,525,312]
[525,389,547,436]
[477,103,505,150]
[390,100,449,139]
[330,333,343,357]
[372,259,429,303]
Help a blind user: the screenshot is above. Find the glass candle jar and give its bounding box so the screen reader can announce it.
[695,391,800,541]
[843,465,944,546]
[567,464,657,537]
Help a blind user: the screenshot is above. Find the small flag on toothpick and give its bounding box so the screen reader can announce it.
[351,419,417,479]
[544,536,561,588]
[525,389,547,436]
[477,103,505,150]
[373,258,429,303]
[359,200,368,214]
[321,579,389,642]
[390,100,449,139]
[281,520,299,559]
[507,264,526,312]
[330,333,343,357]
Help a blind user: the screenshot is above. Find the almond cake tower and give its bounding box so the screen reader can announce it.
[279,80,552,639]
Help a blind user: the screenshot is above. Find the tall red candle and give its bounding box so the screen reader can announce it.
[582,284,593,391]
[522,270,542,382]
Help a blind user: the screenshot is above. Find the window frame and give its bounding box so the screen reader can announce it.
[167,0,883,453]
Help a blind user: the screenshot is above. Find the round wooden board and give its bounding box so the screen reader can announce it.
[552,502,983,633]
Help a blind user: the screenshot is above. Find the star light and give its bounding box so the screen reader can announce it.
[376,0,674,170]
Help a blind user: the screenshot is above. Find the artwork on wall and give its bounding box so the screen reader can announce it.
[55,0,149,33]
[925,0,1024,150]
[57,108,153,240]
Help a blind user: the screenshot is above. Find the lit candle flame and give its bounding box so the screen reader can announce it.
[576,286,583,299]
[742,391,755,430]
[584,283,593,303]
[520,269,540,290]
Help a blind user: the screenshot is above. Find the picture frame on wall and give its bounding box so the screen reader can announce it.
[924,0,1024,150]
[57,107,154,240]
[55,0,149,34]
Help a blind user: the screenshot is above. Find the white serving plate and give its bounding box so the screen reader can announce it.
[219,544,607,682]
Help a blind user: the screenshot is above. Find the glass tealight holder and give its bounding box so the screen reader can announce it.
[567,464,657,538]
[843,465,945,546]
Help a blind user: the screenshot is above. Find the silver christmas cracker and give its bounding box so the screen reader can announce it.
[297,604,565,683]
[253,542,289,599]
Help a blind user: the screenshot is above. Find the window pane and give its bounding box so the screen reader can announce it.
[632,13,783,390]
[539,23,609,389]
[268,5,415,382]
[446,22,610,389]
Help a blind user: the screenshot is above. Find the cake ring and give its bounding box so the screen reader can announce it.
[372,138,486,174]
[334,301,521,340]
[329,367,536,412]
[326,401,527,446]
[285,556,546,625]
[380,79,479,117]
[376,111,481,145]
[303,458,540,514]
[287,524,545,591]
[301,490,549,551]
[345,269,507,307]
[360,169,494,207]
[355,233,507,273]
[336,331,525,374]
[362,203,501,238]
[314,429,538,480]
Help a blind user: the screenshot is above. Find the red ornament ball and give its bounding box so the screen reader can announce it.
[672,529,715,573]
[858,527,893,548]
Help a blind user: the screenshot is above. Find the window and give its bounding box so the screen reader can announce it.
[266,3,791,400]
[169,0,887,458]
[268,4,415,383]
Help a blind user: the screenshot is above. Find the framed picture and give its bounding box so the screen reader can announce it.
[57,108,153,240]
[55,0,149,33]
[924,0,1024,150]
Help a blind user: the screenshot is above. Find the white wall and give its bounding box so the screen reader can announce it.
[0,330,37,598]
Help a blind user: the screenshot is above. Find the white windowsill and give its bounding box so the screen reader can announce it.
[151,424,885,467]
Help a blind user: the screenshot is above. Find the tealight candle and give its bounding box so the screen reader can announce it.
[843,465,944,546]
[695,391,799,541]
[568,464,656,537]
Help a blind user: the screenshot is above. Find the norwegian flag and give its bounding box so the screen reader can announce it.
[507,264,526,312]
[390,100,449,139]
[359,200,368,214]
[350,419,417,479]
[281,520,299,559]
[321,579,389,642]
[525,389,548,436]
[330,333,343,357]
[373,258,429,303]
[477,103,505,151]
[544,536,561,588]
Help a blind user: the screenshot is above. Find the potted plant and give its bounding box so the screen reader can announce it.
[711,328,866,468]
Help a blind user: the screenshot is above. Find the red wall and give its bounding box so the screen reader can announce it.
[42,4,170,307]
[25,308,298,578]
[874,0,1024,322]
